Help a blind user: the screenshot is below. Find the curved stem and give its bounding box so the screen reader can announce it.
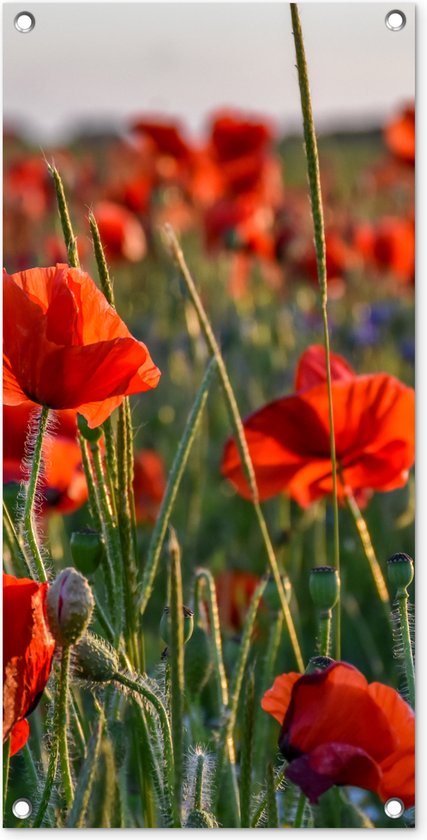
[290,3,340,657]
[319,609,332,657]
[294,791,307,827]
[23,406,49,582]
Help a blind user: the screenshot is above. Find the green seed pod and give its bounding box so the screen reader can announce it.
[47,568,94,647]
[77,413,103,443]
[305,655,335,674]
[72,632,119,682]
[160,605,194,646]
[184,623,213,697]
[70,528,105,575]
[263,573,292,613]
[185,809,216,828]
[309,566,340,612]
[387,553,414,594]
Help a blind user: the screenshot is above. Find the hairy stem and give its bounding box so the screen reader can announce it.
[22,406,49,582]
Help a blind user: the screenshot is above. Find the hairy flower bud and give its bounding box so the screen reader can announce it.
[185,809,216,828]
[309,566,340,612]
[73,633,119,682]
[47,567,94,646]
[387,552,414,594]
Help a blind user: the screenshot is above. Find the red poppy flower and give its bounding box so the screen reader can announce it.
[214,570,261,632]
[133,449,166,524]
[204,194,274,259]
[209,111,274,196]
[261,661,415,807]
[292,230,356,287]
[3,574,55,756]
[92,202,147,263]
[3,264,160,428]
[384,104,415,166]
[3,404,88,514]
[221,345,414,507]
[354,217,415,285]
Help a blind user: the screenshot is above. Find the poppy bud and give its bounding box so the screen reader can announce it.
[387,553,414,594]
[263,573,292,613]
[160,605,194,646]
[70,528,105,574]
[77,414,103,443]
[47,568,94,647]
[185,810,216,828]
[72,633,119,682]
[184,623,212,697]
[309,566,340,612]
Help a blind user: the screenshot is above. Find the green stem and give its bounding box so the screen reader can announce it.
[319,609,332,657]
[22,406,49,582]
[113,672,179,826]
[58,647,74,808]
[294,791,307,827]
[346,493,390,605]
[116,401,139,667]
[214,577,267,807]
[266,763,279,828]
[193,753,205,811]
[91,443,124,642]
[251,765,286,827]
[165,227,304,672]
[78,434,102,531]
[239,670,255,827]
[168,530,184,817]
[397,592,415,708]
[3,500,33,578]
[290,3,340,657]
[3,737,10,813]
[66,705,104,826]
[137,359,217,616]
[103,417,119,507]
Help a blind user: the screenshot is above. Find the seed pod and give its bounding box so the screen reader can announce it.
[70,528,105,575]
[160,605,194,646]
[185,809,216,828]
[184,623,212,697]
[387,552,414,594]
[305,655,335,674]
[47,567,94,646]
[73,632,119,682]
[309,566,340,612]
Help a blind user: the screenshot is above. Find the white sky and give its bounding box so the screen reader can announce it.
[3,2,415,142]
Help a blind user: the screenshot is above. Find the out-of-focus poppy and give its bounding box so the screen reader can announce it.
[92,201,147,263]
[208,111,275,197]
[384,104,415,166]
[354,217,415,285]
[131,118,193,184]
[261,661,415,807]
[3,574,55,756]
[3,405,88,515]
[291,230,356,288]
[221,345,414,508]
[4,157,51,221]
[214,570,261,632]
[133,450,166,524]
[3,264,160,428]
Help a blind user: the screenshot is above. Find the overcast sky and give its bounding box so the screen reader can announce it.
[3,2,415,142]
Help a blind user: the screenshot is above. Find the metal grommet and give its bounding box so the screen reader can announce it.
[385,10,406,31]
[12,799,32,819]
[384,797,405,819]
[14,11,35,33]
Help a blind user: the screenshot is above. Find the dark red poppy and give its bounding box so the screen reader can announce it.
[384,104,415,166]
[215,570,261,632]
[221,345,414,507]
[3,404,88,514]
[262,661,415,807]
[354,217,415,285]
[3,574,55,756]
[204,194,275,259]
[133,449,166,524]
[92,202,147,263]
[131,118,192,162]
[3,264,160,428]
